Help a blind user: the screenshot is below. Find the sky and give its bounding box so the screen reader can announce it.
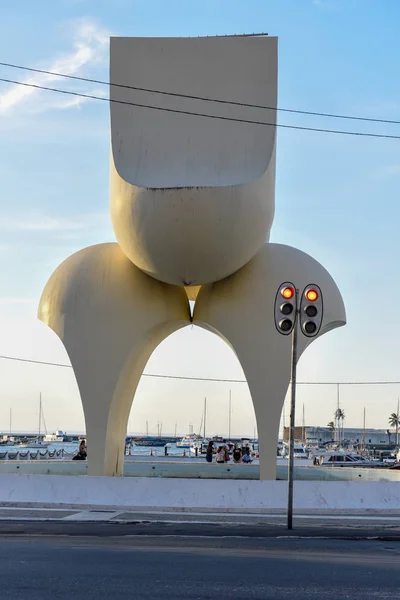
[0,0,400,437]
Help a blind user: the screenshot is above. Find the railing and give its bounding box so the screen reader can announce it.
[0,449,76,461]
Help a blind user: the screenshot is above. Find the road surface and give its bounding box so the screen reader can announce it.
[1,529,400,599]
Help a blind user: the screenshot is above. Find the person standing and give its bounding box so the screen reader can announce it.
[223,439,230,462]
[205,440,214,463]
[232,444,242,464]
[216,446,226,464]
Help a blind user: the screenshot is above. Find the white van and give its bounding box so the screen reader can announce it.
[285,446,308,459]
[293,446,308,459]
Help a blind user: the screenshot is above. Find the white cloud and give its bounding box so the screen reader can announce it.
[27,87,108,114]
[0,18,110,114]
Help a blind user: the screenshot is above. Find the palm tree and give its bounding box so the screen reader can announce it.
[389,413,399,446]
[335,409,345,445]
[340,409,345,444]
[327,421,335,435]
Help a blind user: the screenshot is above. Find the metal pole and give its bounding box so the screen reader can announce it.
[38,393,41,438]
[287,289,299,530]
[228,390,232,440]
[283,400,286,435]
[336,384,340,445]
[363,407,366,452]
[203,398,206,439]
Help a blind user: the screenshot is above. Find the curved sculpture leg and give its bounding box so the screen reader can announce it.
[38,243,190,476]
[194,243,346,480]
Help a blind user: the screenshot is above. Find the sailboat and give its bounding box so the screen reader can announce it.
[190,399,208,455]
[19,394,49,448]
[132,420,176,446]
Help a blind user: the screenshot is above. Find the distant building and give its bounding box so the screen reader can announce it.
[283,426,396,449]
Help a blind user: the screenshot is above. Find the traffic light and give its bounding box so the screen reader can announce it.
[300,285,323,337]
[274,282,296,335]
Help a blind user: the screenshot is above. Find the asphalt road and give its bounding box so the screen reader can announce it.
[1,535,400,599]
[1,517,400,539]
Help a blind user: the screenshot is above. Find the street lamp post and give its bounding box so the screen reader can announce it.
[274,282,323,530]
[287,289,299,531]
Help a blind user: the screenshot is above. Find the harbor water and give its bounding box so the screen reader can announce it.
[0,441,319,467]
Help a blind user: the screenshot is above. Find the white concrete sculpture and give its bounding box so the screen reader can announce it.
[109,35,277,286]
[38,35,345,478]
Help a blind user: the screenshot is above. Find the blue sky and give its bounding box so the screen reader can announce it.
[0,0,400,436]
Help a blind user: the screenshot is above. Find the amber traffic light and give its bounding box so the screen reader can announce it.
[305,288,318,302]
[300,285,323,337]
[281,286,295,300]
[275,283,296,335]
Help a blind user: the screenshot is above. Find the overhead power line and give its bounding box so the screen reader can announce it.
[0,61,399,126]
[1,76,400,140]
[0,353,399,386]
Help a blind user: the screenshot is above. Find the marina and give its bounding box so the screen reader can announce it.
[0,439,399,482]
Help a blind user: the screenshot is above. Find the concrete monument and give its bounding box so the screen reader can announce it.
[39,35,345,479]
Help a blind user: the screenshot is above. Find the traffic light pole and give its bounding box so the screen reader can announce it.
[287,288,299,530]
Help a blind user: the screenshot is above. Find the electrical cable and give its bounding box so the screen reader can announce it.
[1,77,399,140]
[1,60,399,126]
[0,353,399,385]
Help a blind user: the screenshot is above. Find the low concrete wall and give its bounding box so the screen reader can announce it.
[1,474,400,511]
[277,465,400,482]
[0,460,399,482]
[0,461,256,479]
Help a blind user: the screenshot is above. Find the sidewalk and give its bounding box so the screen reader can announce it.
[0,506,400,540]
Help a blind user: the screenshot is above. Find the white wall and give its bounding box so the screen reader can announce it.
[1,475,400,511]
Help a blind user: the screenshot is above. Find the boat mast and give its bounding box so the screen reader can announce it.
[283,400,286,438]
[362,407,366,451]
[198,412,203,437]
[146,420,148,437]
[203,398,206,439]
[9,408,12,435]
[38,393,42,438]
[228,390,232,440]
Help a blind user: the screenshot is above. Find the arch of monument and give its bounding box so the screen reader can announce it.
[38,35,346,479]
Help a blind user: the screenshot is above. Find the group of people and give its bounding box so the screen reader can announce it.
[205,440,253,464]
[72,439,254,464]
